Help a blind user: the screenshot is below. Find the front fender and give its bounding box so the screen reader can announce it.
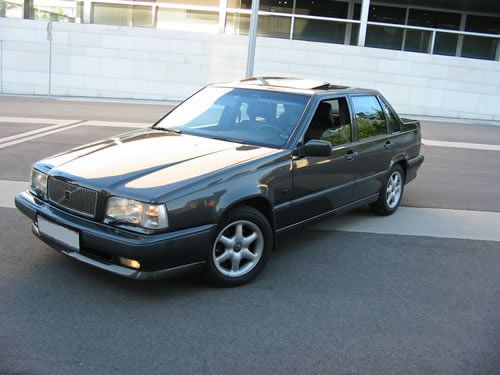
[166,160,292,231]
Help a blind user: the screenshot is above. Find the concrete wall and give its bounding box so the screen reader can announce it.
[1,18,500,121]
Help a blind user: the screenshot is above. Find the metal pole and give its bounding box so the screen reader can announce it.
[0,40,3,94]
[47,22,53,97]
[429,30,436,54]
[245,0,259,78]
[357,0,370,47]
[218,0,228,34]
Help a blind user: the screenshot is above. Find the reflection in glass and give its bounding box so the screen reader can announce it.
[225,12,291,39]
[368,5,405,25]
[293,18,346,44]
[407,9,460,30]
[366,25,403,50]
[156,8,218,33]
[461,36,498,61]
[433,32,458,56]
[156,87,310,148]
[349,24,359,45]
[92,2,153,27]
[465,15,500,35]
[462,15,500,60]
[294,0,348,19]
[227,0,292,13]
[404,29,431,53]
[350,96,387,140]
[158,0,219,6]
[33,0,79,22]
[0,0,23,18]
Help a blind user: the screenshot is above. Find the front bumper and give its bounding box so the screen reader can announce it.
[15,191,215,280]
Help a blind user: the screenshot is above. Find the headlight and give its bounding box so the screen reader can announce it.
[105,196,168,229]
[31,168,48,199]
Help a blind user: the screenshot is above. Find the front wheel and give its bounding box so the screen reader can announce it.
[370,164,404,216]
[205,205,273,286]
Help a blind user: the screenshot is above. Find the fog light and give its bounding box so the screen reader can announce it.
[118,257,141,270]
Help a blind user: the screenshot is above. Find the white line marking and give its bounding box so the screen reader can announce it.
[422,139,500,151]
[0,121,83,150]
[0,180,29,208]
[0,117,64,124]
[0,120,80,145]
[312,206,500,242]
[82,120,149,128]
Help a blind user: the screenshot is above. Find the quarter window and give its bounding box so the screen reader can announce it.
[351,95,387,140]
[379,98,401,133]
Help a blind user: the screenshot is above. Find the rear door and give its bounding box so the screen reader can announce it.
[349,94,393,202]
[290,96,357,224]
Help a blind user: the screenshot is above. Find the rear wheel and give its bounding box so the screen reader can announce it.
[205,205,273,286]
[371,164,404,216]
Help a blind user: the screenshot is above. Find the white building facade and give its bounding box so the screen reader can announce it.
[0,0,499,121]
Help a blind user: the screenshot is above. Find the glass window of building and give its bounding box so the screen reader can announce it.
[156,8,219,33]
[366,25,404,50]
[226,12,291,39]
[0,0,24,18]
[407,9,461,56]
[351,96,387,140]
[368,5,406,25]
[365,6,406,50]
[461,15,500,60]
[158,0,219,5]
[92,2,153,28]
[294,0,348,19]
[407,9,461,30]
[293,19,347,44]
[227,0,293,13]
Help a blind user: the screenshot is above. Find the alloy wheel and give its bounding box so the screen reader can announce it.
[386,171,402,209]
[212,220,264,278]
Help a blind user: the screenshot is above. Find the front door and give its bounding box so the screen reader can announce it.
[290,97,357,224]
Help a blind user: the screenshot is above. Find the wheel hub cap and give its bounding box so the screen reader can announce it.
[212,220,264,278]
[386,171,402,209]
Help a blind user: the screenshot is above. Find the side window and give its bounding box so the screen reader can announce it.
[304,97,352,147]
[379,98,401,133]
[351,95,387,140]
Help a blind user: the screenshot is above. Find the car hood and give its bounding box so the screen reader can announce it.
[41,129,279,201]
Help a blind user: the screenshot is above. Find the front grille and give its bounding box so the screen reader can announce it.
[48,178,98,218]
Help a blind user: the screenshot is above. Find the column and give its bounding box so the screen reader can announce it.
[357,0,370,47]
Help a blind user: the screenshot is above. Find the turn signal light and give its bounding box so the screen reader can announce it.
[118,257,141,270]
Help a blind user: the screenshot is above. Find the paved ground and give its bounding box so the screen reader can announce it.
[0,96,499,374]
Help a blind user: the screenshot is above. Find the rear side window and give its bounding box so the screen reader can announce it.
[351,95,387,140]
[379,98,401,133]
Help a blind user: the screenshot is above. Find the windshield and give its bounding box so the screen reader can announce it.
[155,87,310,148]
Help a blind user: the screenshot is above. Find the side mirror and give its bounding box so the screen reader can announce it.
[297,140,332,157]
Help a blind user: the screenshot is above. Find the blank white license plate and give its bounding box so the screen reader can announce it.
[37,216,80,252]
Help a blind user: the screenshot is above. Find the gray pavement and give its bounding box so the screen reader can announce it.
[0,96,499,374]
[0,96,172,122]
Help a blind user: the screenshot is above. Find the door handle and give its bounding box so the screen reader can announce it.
[345,150,356,161]
[384,141,392,150]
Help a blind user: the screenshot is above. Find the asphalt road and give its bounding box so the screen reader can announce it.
[0,97,499,374]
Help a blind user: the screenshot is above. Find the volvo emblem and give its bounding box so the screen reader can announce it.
[58,186,81,204]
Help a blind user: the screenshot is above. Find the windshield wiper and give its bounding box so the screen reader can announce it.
[152,126,182,134]
[203,135,248,145]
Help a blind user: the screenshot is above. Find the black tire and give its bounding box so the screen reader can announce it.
[205,205,273,287]
[370,163,405,216]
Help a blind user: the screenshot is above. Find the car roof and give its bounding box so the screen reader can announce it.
[212,77,378,96]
